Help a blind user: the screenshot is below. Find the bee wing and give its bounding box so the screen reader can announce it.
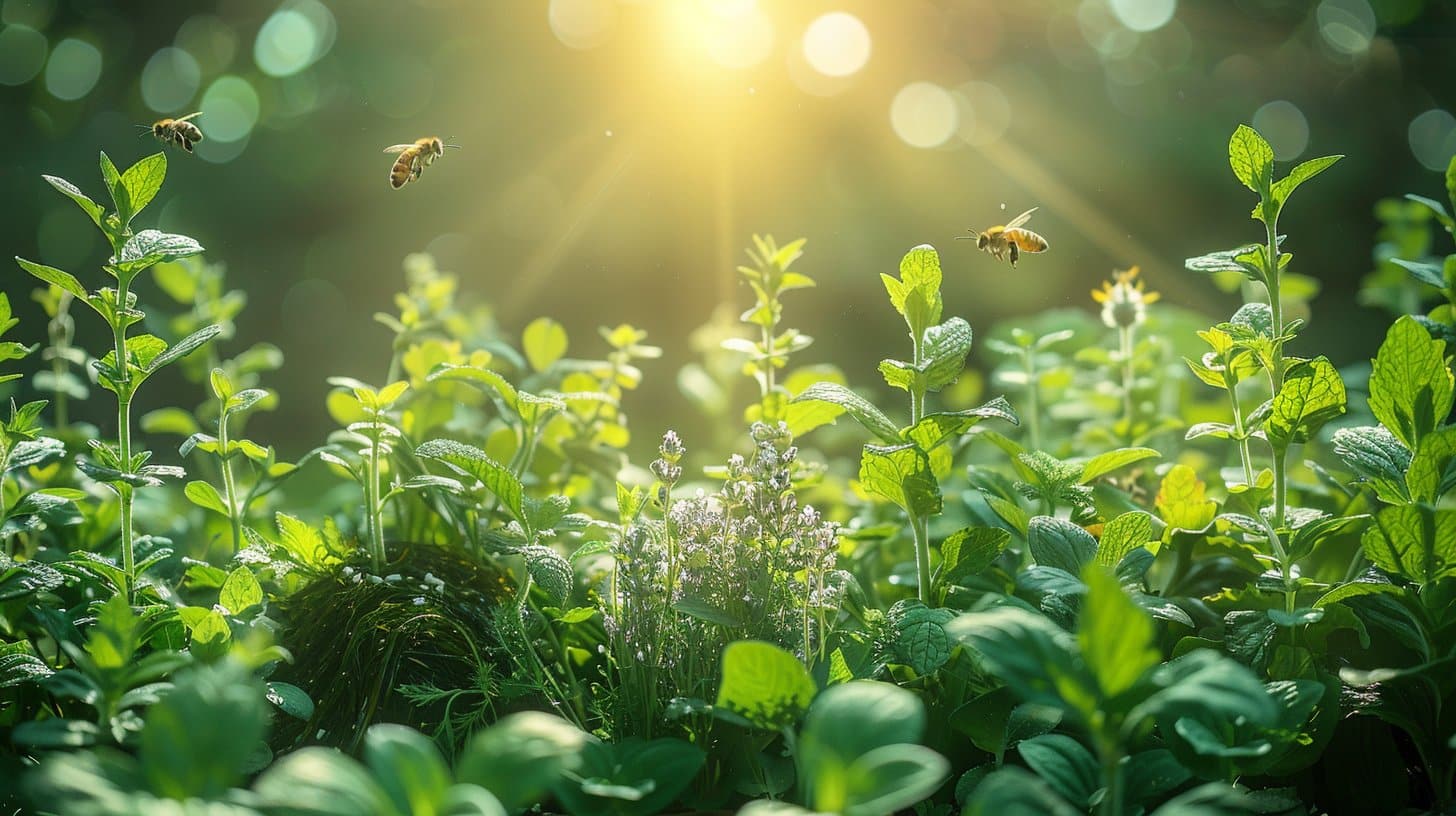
[383,144,414,154]
[1005,207,1038,229]
[173,112,203,123]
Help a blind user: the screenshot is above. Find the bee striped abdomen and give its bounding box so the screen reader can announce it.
[389,148,422,189]
[1004,228,1049,253]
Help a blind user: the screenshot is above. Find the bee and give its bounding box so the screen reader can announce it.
[382,137,459,189]
[957,206,1049,266]
[142,113,204,153]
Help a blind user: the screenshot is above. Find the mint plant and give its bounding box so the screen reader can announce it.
[795,244,1015,605]
[14,153,218,599]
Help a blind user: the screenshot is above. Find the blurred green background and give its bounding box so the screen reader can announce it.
[1,0,1454,457]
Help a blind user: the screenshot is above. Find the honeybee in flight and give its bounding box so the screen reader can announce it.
[958,207,1049,266]
[382,137,459,189]
[143,113,204,153]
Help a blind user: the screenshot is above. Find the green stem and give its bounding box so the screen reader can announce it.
[112,277,136,601]
[1226,381,1256,487]
[912,512,932,605]
[1264,218,1288,530]
[217,410,243,554]
[1100,753,1125,816]
[367,421,385,573]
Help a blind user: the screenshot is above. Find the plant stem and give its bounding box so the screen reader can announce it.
[1263,217,1288,530]
[112,277,136,600]
[910,327,925,426]
[1226,383,1256,487]
[367,420,385,572]
[912,512,932,605]
[217,410,243,553]
[1100,753,1125,816]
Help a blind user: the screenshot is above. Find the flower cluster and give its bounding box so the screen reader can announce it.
[1091,266,1160,329]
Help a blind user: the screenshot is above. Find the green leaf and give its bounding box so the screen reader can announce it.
[939,526,1011,586]
[1078,447,1160,483]
[15,257,89,302]
[1095,511,1154,568]
[43,175,104,226]
[1129,650,1279,734]
[946,606,1095,722]
[792,382,899,443]
[523,317,568,373]
[1407,427,1456,503]
[1229,124,1274,195]
[1369,315,1453,450]
[1027,516,1096,574]
[145,324,222,374]
[363,724,454,816]
[859,443,941,517]
[1332,426,1413,504]
[1392,257,1446,290]
[1184,244,1264,280]
[715,640,816,729]
[1079,565,1160,699]
[903,398,1018,451]
[141,662,266,799]
[964,766,1082,816]
[184,480,230,516]
[1017,734,1099,808]
[799,681,930,797]
[1266,357,1346,449]
[100,151,128,223]
[1270,154,1342,213]
[114,229,205,274]
[521,545,572,607]
[416,439,525,526]
[922,317,972,392]
[838,744,950,816]
[219,566,263,615]
[255,746,397,815]
[1361,504,1456,586]
[119,152,167,221]
[889,601,956,676]
[878,358,916,392]
[266,681,315,720]
[187,609,231,661]
[457,712,588,813]
[553,737,704,816]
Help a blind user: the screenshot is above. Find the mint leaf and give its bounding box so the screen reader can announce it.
[119,152,167,222]
[1361,504,1456,586]
[1266,357,1346,449]
[1369,315,1453,450]
[792,382,900,443]
[1229,124,1274,195]
[1027,516,1096,574]
[859,443,941,517]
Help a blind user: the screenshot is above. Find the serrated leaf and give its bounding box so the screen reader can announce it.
[792,382,899,443]
[859,443,941,517]
[1095,511,1154,568]
[416,439,525,525]
[1369,315,1453,450]
[43,175,104,226]
[1229,124,1274,194]
[220,566,263,615]
[903,398,1018,451]
[1156,465,1216,531]
[922,317,973,392]
[1332,425,1413,504]
[522,545,572,606]
[1361,504,1456,586]
[114,230,205,274]
[1270,154,1341,213]
[939,526,1011,586]
[145,324,222,374]
[15,257,88,301]
[1266,357,1346,449]
[119,152,167,221]
[1407,427,1456,503]
[1079,565,1159,698]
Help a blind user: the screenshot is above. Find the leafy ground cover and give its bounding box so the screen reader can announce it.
[3,124,1456,815]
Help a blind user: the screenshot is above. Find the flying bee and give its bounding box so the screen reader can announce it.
[141,113,204,153]
[382,137,460,189]
[957,206,1049,266]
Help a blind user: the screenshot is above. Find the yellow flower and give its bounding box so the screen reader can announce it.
[1091,266,1160,328]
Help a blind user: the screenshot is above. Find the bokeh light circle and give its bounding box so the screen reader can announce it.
[955,81,1011,147]
[2,0,54,28]
[254,9,318,77]
[1109,0,1177,32]
[1251,100,1309,160]
[141,47,201,112]
[199,75,260,142]
[548,0,616,50]
[1317,0,1375,55]
[0,24,46,86]
[176,15,238,73]
[891,82,958,149]
[1408,109,1456,172]
[802,12,871,77]
[43,38,101,100]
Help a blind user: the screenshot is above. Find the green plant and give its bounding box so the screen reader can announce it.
[15,152,218,598]
[794,244,1016,605]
